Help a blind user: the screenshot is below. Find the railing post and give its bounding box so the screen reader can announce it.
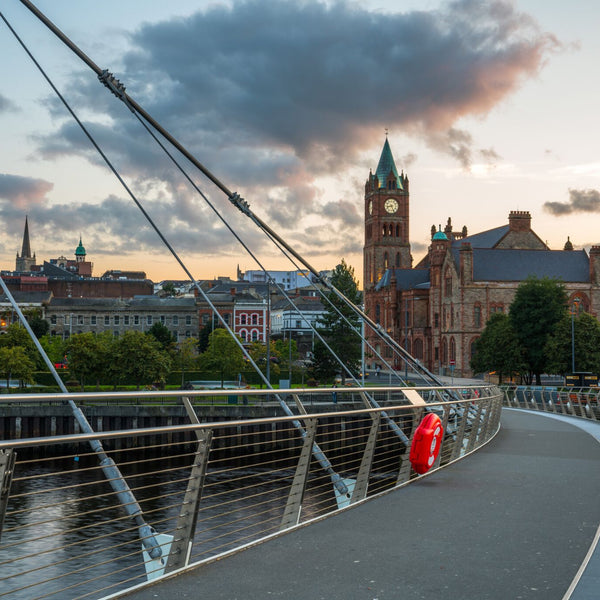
[451,403,470,461]
[0,449,16,541]
[397,408,422,484]
[350,412,381,504]
[280,418,318,530]
[164,428,213,575]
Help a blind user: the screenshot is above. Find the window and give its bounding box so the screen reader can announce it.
[91,315,97,325]
[134,315,140,325]
[251,314,258,325]
[413,338,424,360]
[172,315,178,326]
[78,315,84,325]
[450,337,456,363]
[185,331,190,337]
[147,315,153,325]
[64,315,69,325]
[241,331,247,342]
[375,304,380,324]
[444,276,452,297]
[296,320,302,329]
[434,313,439,328]
[240,314,247,325]
[224,314,230,325]
[113,331,119,338]
[51,315,57,325]
[186,315,192,326]
[114,315,120,325]
[251,330,258,341]
[160,315,166,325]
[124,315,130,325]
[474,305,481,328]
[384,252,389,269]
[395,252,400,267]
[104,315,110,325]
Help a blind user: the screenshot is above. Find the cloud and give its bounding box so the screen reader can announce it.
[0,94,18,113]
[0,173,53,208]
[543,189,600,216]
[26,0,559,262]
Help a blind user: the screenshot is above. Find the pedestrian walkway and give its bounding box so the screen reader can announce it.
[119,410,600,600]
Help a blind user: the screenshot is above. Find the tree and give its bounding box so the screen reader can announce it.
[509,277,568,385]
[199,329,245,387]
[177,337,200,387]
[470,313,526,383]
[66,332,115,389]
[310,260,362,384]
[545,312,600,376]
[198,320,220,353]
[0,346,35,390]
[147,321,176,353]
[248,340,281,382]
[112,331,172,389]
[39,335,67,366]
[161,282,177,297]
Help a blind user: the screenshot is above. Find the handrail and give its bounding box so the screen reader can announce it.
[0,386,502,599]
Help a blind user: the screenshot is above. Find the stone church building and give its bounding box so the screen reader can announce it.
[363,139,600,378]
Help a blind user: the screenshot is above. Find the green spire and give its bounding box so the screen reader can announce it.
[75,236,86,256]
[375,137,403,190]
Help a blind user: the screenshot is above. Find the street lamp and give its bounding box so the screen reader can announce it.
[571,297,581,374]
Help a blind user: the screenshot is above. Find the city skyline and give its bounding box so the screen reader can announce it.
[1,0,599,285]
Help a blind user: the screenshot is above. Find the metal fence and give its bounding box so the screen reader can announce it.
[0,385,502,600]
[501,385,600,420]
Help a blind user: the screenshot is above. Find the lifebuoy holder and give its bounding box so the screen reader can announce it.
[409,413,444,474]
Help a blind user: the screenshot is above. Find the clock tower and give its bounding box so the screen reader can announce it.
[363,138,411,292]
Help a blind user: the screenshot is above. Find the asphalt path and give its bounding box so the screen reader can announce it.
[119,410,600,600]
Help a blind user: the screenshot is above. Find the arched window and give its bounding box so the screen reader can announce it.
[382,225,387,237]
[251,330,259,341]
[396,224,400,237]
[395,252,400,267]
[388,224,393,236]
[384,252,389,269]
[240,330,247,342]
[375,304,381,324]
[442,338,448,365]
[450,337,456,362]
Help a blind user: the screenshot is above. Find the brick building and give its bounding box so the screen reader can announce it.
[363,139,600,378]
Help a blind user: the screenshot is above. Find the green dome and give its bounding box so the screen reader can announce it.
[75,238,86,256]
[432,229,448,241]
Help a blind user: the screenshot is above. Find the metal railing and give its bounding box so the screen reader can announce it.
[0,385,502,600]
[501,385,600,421]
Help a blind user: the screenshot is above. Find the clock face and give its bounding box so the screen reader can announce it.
[384,198,399,214]
[368,200,373,215]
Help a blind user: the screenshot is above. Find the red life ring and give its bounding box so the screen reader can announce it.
[409,413,444,474]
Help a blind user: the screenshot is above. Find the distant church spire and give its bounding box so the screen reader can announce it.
[16,216,36,272]
[21,216,32,258]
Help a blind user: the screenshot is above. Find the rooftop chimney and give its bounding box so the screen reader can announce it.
[508,211,531,233]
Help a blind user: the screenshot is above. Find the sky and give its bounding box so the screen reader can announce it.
[0,0,599,286]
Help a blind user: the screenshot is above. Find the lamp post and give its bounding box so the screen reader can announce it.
[571,297,580,374]
[266,282,271,384]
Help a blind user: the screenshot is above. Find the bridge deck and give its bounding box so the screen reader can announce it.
[119,410,600,600]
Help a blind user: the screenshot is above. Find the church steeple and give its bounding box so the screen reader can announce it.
[16,216,36,272]
[21,216,32,259]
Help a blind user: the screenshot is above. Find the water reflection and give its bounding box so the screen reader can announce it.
[0,454,331,600]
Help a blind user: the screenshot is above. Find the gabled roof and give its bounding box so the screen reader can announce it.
[375,268,430,291]
[452,225,509,249]
[451,248,590,282]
